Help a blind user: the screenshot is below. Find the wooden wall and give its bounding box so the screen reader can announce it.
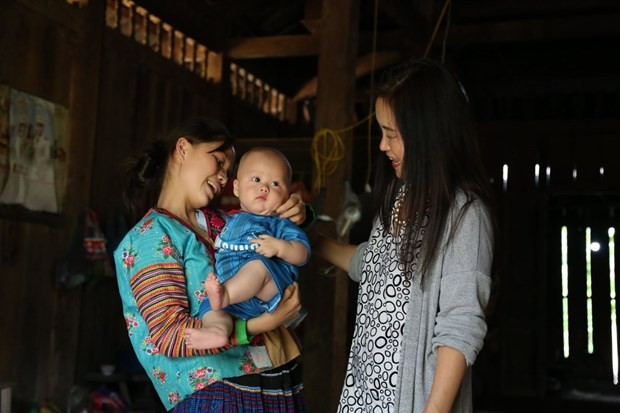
[0,0,104,409]
[80,21,228,387]
[472,116,620,411]
[0,1,228,409]
[1,1,619,412]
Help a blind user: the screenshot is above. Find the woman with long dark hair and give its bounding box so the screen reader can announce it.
[316,59,495,413]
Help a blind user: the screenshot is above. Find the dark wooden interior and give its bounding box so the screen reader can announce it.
[1,0,619,412]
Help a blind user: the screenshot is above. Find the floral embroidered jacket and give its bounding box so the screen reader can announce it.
[114,208,264,410]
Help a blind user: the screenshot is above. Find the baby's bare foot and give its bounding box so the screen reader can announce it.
[184,327,228,350]
[204,272,227,311]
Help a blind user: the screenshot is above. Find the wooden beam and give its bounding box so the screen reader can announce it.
[16,0,81,31]
[301,0,322,34]
[473,75,620,98]
[229,10,620,61]
[479,118,620,138]
[379,0,430,39]
[228,28,419,59]
[450,13,620,44]
[453,0,620,21]
[134,0,231,51]
[294,51,404,101]
[303,0,359,411]
[228,34,319,59]
[413,0,436,23]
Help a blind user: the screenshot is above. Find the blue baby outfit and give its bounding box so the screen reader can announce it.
[199,211,310,320]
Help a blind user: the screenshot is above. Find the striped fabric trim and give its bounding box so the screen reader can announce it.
[130,263,233,356]
[218,380,304,396]
[172,378,305,412]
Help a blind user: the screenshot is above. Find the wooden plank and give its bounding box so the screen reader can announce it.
[450,14,620,45]
[472,75,620,98]
[47,0,107,406]
[453,0,620,21]
[293,52,405,102]
[229,12,620,61]
[228,34,319,59]
[479,119,620,139]
[16,0,81,32]
[132,0,231,51]
[301,0,322,34]
[379,0,429,39]
[294,51,404,101]
[0,221,24,391]
[227,30,414,60]
[413,0,435,24]
[0,0,103,406]
[304,0,359,411]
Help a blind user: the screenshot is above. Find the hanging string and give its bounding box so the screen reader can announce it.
[440,0,452,63]
[311,0,453,197]
[311,113,373,196]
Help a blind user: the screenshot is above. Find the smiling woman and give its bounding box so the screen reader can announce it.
[315,59,496,413]
[114,117,309,412]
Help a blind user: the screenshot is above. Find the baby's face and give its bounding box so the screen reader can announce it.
[233,151,290,215]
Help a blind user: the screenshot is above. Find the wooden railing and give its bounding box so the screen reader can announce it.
[229,63,297,124]
[102,0,222,84]
[83,0,299,124]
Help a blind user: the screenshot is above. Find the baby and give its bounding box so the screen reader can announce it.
[185,147,310,349]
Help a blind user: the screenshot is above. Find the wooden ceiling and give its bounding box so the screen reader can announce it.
[134,0,620,113]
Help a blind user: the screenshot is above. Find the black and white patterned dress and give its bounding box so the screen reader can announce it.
[338,195,424,413]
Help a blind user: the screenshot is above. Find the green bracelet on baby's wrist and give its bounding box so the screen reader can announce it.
[235,319,251,345]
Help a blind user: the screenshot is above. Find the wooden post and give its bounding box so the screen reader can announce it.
[303,0,359,411]
[47,0,106,406]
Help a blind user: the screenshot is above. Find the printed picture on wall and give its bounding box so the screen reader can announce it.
[0,85,9,190]
[0,89,58,213]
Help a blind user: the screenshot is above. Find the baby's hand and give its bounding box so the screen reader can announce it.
[250,234,280,258]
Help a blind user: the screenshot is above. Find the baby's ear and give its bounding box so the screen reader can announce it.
[233,180,240,197]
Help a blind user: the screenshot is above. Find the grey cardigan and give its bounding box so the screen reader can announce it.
[348,194,493,413]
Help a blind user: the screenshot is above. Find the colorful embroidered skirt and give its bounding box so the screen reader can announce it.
[171,360,305,412]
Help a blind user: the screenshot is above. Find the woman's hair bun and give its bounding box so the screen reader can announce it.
[133,140,168,188]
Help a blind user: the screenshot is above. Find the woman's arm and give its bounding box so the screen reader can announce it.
[314,235,358,272]
[427,199,493,410]
[432,200,492,364]
[423,346,467,413]
[246,282,302,335]
[128,262,232,357]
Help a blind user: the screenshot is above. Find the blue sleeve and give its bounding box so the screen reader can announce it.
[274,217,311,265]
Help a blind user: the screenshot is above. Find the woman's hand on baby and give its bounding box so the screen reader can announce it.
[246,282,302,335]
[272,282,303,326]
[276,192,305,224]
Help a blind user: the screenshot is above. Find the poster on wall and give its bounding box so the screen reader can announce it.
[53,104,68,212]
[0,89,62,213]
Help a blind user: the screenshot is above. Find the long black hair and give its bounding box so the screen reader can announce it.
[374,58,494,278]
[123,116,234,219]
